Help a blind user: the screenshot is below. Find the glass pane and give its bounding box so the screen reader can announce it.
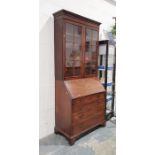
[91,45,96,52]
[74,25,82,43]
[85,29,98,76]
[66,35,73,42]
[92,30,98,45]
[65,23,82,78]
[66,23,74,35]
[85,51,97,75]
[86,45,96,53]
[86,29,91,45]
[74,25,82,36]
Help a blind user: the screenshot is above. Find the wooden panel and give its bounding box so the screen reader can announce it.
[55,80,72,135]
[72,93,104,110]
[54,18,64,80]
[53,9,101,27]
[73,103,104,123]
[73,99,104,113]
[72,93,105,125]
[64,78,105,99]
[73,113,104,135]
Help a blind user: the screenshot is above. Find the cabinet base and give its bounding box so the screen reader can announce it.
[54,122,106,145]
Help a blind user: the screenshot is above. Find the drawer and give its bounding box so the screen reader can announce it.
[73,113,104,135]
[72,101,105,125]
[73,93,104,104]
[73,98,105,113]
[72,93,105,110]
[83,93,104,102]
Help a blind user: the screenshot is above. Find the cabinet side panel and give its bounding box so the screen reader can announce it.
[54,18,63,80]
[55,81,71,135]
[54,17,71,136]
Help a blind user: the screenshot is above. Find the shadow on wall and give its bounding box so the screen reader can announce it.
[39,16,55,139]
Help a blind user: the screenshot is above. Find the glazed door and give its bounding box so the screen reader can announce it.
[84,28,98,77]
[64,22,83,79]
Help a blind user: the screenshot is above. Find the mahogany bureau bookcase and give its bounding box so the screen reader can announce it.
[53,9,106,145]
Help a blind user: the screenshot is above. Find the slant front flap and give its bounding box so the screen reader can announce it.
[64,78,105,99]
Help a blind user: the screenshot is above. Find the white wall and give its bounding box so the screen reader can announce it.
[39,0,115,139]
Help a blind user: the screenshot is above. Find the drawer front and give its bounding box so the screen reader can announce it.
[72,101,104,124]
[72,93,105,127]
[73,113,104,135]
[73,93,105,113]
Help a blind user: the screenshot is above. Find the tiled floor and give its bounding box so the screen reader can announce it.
[39,120,116,155]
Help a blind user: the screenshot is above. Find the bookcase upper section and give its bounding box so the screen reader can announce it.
[53,9,101,80]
